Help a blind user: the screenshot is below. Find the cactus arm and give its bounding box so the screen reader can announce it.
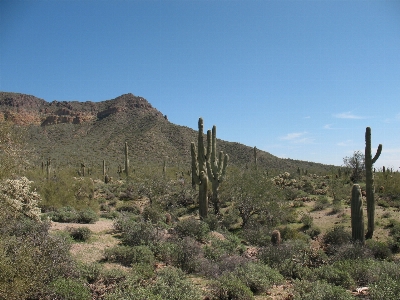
[372,144,382,164]
[219,154,229,183]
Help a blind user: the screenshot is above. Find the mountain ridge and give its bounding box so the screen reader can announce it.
[0,91,335,175]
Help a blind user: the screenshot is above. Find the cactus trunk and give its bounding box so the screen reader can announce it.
[365,127,382,239]
[124,142,129,178]
[351,184,365,244]
[191,118,209,219]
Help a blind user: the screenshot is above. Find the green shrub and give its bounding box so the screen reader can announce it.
[233,262,284,294]
[322,225,351,254]
[175,217,210,241]
[300,213,313,228]
[78,208,99,223]
[293,279,353,300]
[170,236,202,273]
[0,218,77,299]
[78,262,101,284]
[48,278,91,300]
[67,226,92,242]
[48,206,98,223]
[104,245,155,267]
[114,215,159,247]
[313,196,330,211]
[210,273,254,300]
[115,201,141,214]
[370,276,400,300]
[142,205,164,224]
[366,239,392,260]
[313,265,355,289]
[151,267,202,300]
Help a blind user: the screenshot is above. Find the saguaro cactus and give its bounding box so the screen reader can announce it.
[206,125,229,215]
[351,184,365,244]
[365,127,382,239]
[191,118,210,219]
[124,142,129,177]
[253,146,258,170]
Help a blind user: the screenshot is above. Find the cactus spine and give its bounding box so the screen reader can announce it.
[124,142,129,178]
[351,184,365,244]
[191,118,210,219]
[206,125,228,215]
[365,127,382,239]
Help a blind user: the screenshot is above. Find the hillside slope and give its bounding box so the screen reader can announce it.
[0,92,335,175]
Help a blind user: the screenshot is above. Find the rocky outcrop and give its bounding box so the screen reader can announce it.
[0,92,161,127]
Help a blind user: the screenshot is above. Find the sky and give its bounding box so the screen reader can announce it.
[1,0,399,170]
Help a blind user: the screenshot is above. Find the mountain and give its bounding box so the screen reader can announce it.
[0,92,335,175]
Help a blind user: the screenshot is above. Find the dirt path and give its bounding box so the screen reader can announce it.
[50,218,120,263]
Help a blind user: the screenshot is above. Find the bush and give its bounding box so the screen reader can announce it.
[114,215,159,247]
[142,205,164,224]
[67,226,92,242]
[0,218,77,299]
[293,279,353,300]
[370,276,400,300]
[48,206,98,223]
[115,201,141,214]
[151,267,202,300]
[312,265,355,289]
[175,217,210,241]
[48,278,91,300]
[233,262,284,294]
[209,273,254,300]
[104,245,155,267]
[170,236,202,273]
[322,226,351,253]
[0,177,42,221]
[300,213,313,228]
[366,239,392,260]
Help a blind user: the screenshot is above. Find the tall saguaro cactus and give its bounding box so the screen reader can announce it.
[351,184,365,244]
[365,127,382,239]
[124,142,129,178]
[191,118,210,219]
[253,146,257,170]
[206,125,229,215]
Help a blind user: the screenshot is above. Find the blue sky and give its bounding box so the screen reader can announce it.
[1,0,399,169]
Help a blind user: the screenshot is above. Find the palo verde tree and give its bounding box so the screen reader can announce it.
[343,151,365,183]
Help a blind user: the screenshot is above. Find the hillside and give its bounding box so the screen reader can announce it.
[0,92,335,175]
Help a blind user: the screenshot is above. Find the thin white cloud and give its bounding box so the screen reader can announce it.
[337,140,353,147]
[324,124,333,129]
[333,111,364,119]
[280,132,307,141]
[303,116,311,119]
[279,132,314,144]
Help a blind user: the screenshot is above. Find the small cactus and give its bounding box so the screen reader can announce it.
[271,229,281,246]
[351,184,365,244]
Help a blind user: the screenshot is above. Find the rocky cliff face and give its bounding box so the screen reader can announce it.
[0,92,161,126]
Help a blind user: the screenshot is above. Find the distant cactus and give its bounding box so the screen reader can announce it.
[271,229,281,246]
[46,158,51,180]
[351,184,365,244]
[253,146,257,170]
[206,125,228,215]
[365,127,382,239]
[81,163,86,177]
[124,142,129,177]
[165,212,171,225]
